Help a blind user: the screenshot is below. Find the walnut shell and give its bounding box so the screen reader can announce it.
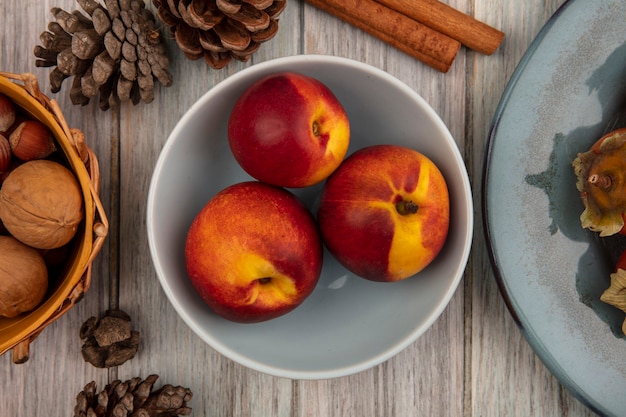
[0,235,48,318]
[0,159,84,249]
[0,93,16,133]
[0,133,12,172]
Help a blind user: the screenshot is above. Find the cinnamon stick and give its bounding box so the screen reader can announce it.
[374,0,504,55]
[305,0,460,73]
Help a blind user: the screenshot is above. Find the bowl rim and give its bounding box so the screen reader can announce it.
[147,54,473,379]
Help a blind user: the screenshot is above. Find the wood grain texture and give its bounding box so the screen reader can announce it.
[304,0,461,72]
[0,0,599,416]
[469,1,596,416]
[374,0,504,54]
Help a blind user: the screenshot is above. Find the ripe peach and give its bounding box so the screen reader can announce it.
[185,181,323,323]
[227,72,350,188]
[317,145,450,282]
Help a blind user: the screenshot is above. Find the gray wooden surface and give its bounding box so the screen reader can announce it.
[0,0,600,416]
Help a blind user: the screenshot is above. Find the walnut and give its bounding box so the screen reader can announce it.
[0,159,84,249]
[0,235,48,318]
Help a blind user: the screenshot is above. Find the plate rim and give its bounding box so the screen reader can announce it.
[481,0,620,415]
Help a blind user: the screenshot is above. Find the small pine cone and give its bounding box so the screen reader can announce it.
[34,0,174,111]
[153,0,287,69]
[73,374,193,417]
[80,309,140,368]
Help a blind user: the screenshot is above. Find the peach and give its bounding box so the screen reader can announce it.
[228,72,350,188]
[317,145,450,282]
[185,181,323,323]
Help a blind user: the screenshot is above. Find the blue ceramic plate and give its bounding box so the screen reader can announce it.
[483,0,626,415]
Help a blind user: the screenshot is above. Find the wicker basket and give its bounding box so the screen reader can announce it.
[0,72,108,364]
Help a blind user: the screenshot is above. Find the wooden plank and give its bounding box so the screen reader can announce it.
[114,2,302,417]
[295,1,467,416]
[468,0,596,415]
[0,1,115,415]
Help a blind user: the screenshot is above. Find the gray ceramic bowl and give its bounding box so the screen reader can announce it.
[147,55,472,379]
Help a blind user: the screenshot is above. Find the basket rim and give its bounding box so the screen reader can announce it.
[0,74,96,354]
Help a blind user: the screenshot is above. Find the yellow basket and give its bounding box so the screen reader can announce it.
[0,72,108,364]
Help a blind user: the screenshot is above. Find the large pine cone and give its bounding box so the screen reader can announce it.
[74,374,193,417]
[34,0,173,111]
[153,0,287,69]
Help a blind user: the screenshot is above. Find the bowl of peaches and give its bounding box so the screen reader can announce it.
[147,55,473,379]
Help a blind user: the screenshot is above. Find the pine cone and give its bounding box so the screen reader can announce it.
[74,374,193,417]
[34,0,173,111]
[153,0,287,69]
[80,309,140,368]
